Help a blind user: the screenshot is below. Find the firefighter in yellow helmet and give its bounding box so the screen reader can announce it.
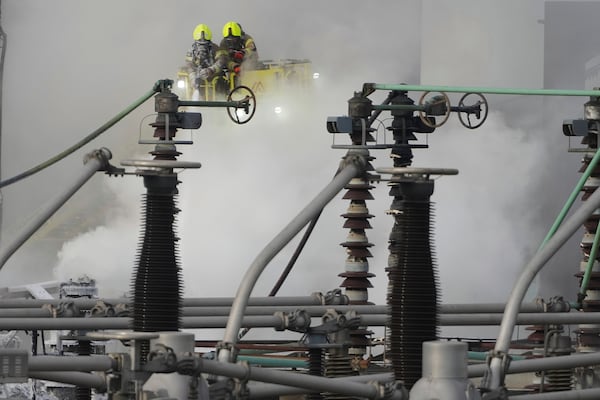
[184,24,217,90]
[237,22,258,69]
[197,21,258,85]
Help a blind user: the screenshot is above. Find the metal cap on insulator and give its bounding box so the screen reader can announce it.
[390,91,414,118]
[155,90,180,114]
[348,92,372,118]
[394,180,435,201]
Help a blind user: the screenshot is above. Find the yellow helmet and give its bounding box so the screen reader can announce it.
[193,24,212,41]
[222,21,241,38]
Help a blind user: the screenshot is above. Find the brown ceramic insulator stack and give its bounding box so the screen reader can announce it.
[339,176,375,304]
[339,171,376,359]
[525,325,546,344]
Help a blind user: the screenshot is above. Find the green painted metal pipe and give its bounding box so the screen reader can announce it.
[467,351,525,362]
[540,149,600,249]
[533,149,600,307]
[369,83,600,97]
[540,151,600,248]
[579,216,600,301]
[178,100,241,108]
[372,104,426,111]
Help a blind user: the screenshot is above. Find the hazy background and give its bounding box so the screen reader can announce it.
[0,1,596,340]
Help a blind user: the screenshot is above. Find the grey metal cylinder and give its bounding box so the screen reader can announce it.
[422,341,468,379]
[143,332,206,400]
[410,341,480,400]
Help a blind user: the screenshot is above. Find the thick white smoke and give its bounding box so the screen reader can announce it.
[1,0,594,344]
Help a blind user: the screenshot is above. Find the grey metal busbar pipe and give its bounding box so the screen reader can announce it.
[200,358,400,400]
[507,388,600,400]
[218,152,368,363]
[469,351,600,378]
[0,148,113,270]
[247,373,397,399]
[3,312,600,330]
[29,355,116,371]
[0,294,335,309]
[28,371,106,391]
[485,185,600,390]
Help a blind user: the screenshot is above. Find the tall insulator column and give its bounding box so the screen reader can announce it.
[130,84,186,363]
[545,334,574,392]
[339,173,375,305]
[323,352,357,400]
[76,339,92,400]
[324,329,358,400]
[572,98,600,389]
[386,177,438,389]
[307,347,325,400]
[132,173,182,334]
[339,93,378,363]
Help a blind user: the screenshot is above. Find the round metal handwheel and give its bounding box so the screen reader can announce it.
[418,91,451,128]
[227,85,256,124]
[457,92,488,129]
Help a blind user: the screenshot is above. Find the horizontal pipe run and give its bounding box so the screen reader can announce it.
[0,315,283,330]
[0,295,327,309]
[370,83,600,97]
[29,371,107,391]
[507,387,600,400]
[239,355,308,369]
[468,351,600,378]
[0,312,598,330]
[183,303,544,317]
[29,355,116,371]
[247,372,395,399]
[440,303,543,314]
[200,358,385,399]
[178,100,241,108]
[0,303,550,318]
[0,308,53,317]
[438,312,595,325]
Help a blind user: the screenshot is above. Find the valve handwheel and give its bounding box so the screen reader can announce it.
[227,85,256,124]
[458,92,488,129]
[418,91,451,128]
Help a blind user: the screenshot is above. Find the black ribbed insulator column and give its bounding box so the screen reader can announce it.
[76,339,92,400]
[386,179,438,389]
[131,174,182,335]
[323,353,357,400]
[307,348,325,400]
